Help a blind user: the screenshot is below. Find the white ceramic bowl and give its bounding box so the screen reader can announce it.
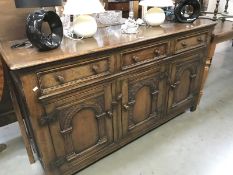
[144,8,165,26]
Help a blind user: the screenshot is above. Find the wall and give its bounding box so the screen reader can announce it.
[0,1,37,41]
[0,1,55,126]
[0,0,36,125]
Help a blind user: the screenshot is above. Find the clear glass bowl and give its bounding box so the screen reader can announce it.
[98,10,122,26]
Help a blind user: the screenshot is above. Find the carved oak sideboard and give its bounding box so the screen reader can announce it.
[0,19,216,175]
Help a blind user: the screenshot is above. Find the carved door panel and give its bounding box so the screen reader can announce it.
[41,84,114,170]
[167,52,204,115]
[120,68,166,138]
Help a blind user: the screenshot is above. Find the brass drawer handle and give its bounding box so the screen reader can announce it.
[132,56,139,63]
[55,75,65,84]
[197,37,203,42]
[154,49,161,57]
[181,41,187,48]
[92,64,99,74]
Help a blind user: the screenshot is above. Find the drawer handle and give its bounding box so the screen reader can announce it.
[55,75,65,84]
[132,56,139,63]
[154,49,161,57]
[92,64,99,74]
[181,41,187,48]
[197,37,203,42]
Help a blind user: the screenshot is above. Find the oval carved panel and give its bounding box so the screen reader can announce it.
[174,69,191,103]
[133,87,152,124]
[72,109,99,153]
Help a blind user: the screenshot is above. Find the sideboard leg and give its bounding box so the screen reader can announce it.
[190,106,197,112]
[0,143,7,152]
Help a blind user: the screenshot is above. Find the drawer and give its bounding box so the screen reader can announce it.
[120,42,169,70]
[175,32,208,54]
[37,56,112,94]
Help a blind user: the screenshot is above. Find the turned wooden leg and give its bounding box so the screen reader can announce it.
[224,0,229,13]
[0,144,7,152]
[213,0,220,21]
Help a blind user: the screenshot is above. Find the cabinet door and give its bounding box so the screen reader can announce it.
[167,51,204,116]
[120,68,166,138]
[41,84,114,172]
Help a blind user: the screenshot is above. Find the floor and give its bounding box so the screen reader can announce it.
[0,41,233,175]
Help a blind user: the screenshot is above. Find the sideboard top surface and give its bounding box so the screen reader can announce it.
[0,19,216,70]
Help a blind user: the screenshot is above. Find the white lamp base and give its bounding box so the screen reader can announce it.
[144,8,166,26]
[73,15,97,38]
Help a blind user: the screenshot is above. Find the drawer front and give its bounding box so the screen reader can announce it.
[120,42,169,70]
[37,56,112,94]
[175,32,207,54]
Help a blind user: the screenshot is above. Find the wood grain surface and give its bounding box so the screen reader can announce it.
[0,19,216,70]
